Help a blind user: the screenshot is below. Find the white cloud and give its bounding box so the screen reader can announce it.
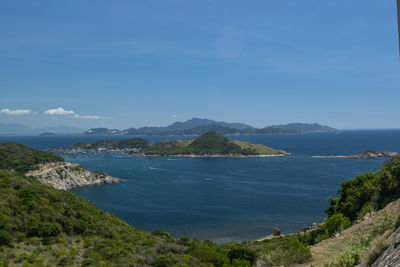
[172,114,178,118]
[45,107,101,119]
[44,107,75,115]
[74,114,101,119]
[1,108,31,115]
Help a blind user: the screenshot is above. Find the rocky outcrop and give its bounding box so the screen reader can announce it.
[26,162,122,190]
[371,226,400,267]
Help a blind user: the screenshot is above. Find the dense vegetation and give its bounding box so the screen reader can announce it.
[0,142,64,173]
[326,155,400,221]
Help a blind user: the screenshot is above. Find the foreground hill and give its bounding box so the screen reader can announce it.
[0,171,228,266]
[52,132,290,157]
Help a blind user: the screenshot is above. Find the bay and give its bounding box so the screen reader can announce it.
[1,130,399,243]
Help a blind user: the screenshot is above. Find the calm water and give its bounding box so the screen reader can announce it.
[1,130,399,243]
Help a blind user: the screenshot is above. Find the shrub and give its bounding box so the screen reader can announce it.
[190,244,229,267]
[0,230,12,246]
[323,213,351,237]
[29,222,62,237]
[228,247,257,265]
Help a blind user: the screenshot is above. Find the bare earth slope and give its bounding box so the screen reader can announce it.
[296,199,400,267]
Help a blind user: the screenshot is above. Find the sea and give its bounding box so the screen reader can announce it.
[1,129,399,243]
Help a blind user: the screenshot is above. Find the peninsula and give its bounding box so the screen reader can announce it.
[50,131,290,157]
[0,142,122,190]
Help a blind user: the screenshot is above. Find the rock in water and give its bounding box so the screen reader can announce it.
[273,228,281,236]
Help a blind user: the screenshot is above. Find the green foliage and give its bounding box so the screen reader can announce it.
[0,142,65,173]
[299,214,351,246]
[184,131,245,155]
[327,155,400,222]
[259,237,312,266]
[189,242,230,266]
[227,247,257,265]
[323,213,351,237]
[0,230,12,246]
[28,222,62,237]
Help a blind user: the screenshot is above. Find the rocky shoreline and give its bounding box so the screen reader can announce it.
[26,162,123,190]
[312,151,398,159]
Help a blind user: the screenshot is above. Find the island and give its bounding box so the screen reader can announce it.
[312,150,398,159]
[39,132,57,136]
[50,131,290,157]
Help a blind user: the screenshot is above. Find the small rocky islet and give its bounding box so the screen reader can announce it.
[312,150,398,159]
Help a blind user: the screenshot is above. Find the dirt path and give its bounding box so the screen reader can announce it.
[297,199,400,267]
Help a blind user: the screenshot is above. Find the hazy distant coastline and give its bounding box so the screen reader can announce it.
[0,118,337,136]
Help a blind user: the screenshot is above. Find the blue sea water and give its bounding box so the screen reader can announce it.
[1,130,400,243]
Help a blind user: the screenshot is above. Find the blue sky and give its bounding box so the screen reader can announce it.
[0,0,399,129]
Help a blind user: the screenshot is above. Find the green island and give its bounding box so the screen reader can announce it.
[51,131,290,157]
[1,142,400,266]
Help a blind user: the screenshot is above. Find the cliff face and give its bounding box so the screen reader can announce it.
[371,226,400,267]
[26,162,122,190]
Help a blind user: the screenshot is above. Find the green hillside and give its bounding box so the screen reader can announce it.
[0,142,64,173]
[142,132,285,156]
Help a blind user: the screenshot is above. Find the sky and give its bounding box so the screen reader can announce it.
[0,0,399,130]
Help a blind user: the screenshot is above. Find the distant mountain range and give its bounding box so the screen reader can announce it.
[0,123,84,135]
[84,118,337,136]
